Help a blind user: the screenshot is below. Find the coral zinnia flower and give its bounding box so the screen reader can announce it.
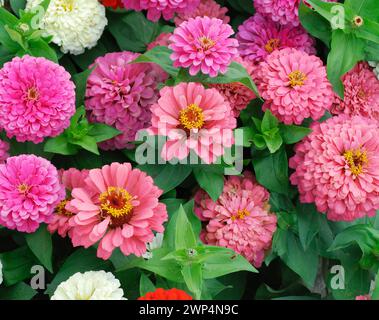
[169,16,238,77]
[257,48,334,125]
[68,162,168,260]
[0,155,65,233]
[237,13,315,65]
[290,115,379,221]
[331,62,379,123]
[174,0,230,26]
[0,55,76,143]
[194,172,277,268]
[138,288,193,300]
[148,82,236,164]
[85,51,167,150]
[48,168,89,238]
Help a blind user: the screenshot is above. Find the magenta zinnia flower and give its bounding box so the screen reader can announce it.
[85,52,167,150]
[290,115,379,222]
[148,82,236,164]
[68,162,168,260]
[237,13,315,65]
[122,0,200,22]
[0,155,65,233]
[194,171,277,268]
[257,48,334,125]
[48,168,89,238]
[0,55,75,143]
[147,32,172,50]
[0,139,9,164]
[174,0,230,26]
[331,62,379,123]
[169,17,239,77]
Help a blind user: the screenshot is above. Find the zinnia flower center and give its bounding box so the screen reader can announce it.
[179,104,205,131]
[18,183,30,194]
[231,209,250,221]
[198,36,216,51]
[265,38,280,53]
[27,87,39,101]
[99,187,134,227]
[55,199,73,217]
[343,148,368,176]
[288,70,307,87]
[60,0,75,11]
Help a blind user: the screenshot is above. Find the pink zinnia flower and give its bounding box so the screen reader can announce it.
[356,295,372,300]
[174,0,230,26]
[0,155,65,233]
[257,48,334,125]
[237,13,315,65]
[68,162,168,260]
[331,62,379,123]
[147,32,172,50]
[210,56,257,117]
[122,0,200,22]
[85,51,167,150]
[194,171,277,268]
[290,115,379,222]
[148,82,236,164]
[0,139,9,163]
[48,168,89,238]
[0,55,75,143]
[169,16,239,77]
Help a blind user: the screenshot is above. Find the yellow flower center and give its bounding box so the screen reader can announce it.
[179,104,205,131]
[55,199,73,217]
[288,70,307,87]
[60,0,75,11]
[343,148,368,176]
[99,187,133,220]
[198,36,216,51]
[264,38,280,53]
[18,183,30,194]
[231,209,250,221]
[27,87,39,101]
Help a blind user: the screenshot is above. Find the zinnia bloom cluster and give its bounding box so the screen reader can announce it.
[0,139,9,164]
[194,172,277,268]
[85,51,167,150]
[138,288,193,300]
[174,0,230,26]
[257,48,334,125]
[169,16,239,77]
[0,155,65,233]
[290,115,379,221]
[26,0,107,55]
[148,82,236,164]
[331,62,379,123]
[51,271,125,300]
[122,0,200,22]
[0,55,76,143]
[237,13,315,65]
[48,168,88,238]
[68,162,168,260]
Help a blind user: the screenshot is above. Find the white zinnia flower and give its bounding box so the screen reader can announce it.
[51,271,126,300]
[142,233,164,260]
[369,61,379,80]
[0,259,3,285]
[26,0,107,55]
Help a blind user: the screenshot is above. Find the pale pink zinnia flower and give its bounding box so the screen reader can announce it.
[237,13,315,65]
[169,17,239,77]
[174,0,230,26]
[48,168,89,238]
[147,32,172,50]
[68,162,168,260]
[257,48,334,125]
[122,0,200,22]
[210,56,257,117]
[0,155,65,233]
[290,115,379,222]
[194,171,277,268]
[85,51,167,150]
[0,55,75,143]
[331,62,379,123]
[148,82,236,164]
[0,139,9,164]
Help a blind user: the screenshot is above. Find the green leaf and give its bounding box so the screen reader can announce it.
[252,147,289,195]
[70,135,99,155]
[0,282,37,300]
[88,123,121,143]
[372,272,379,300]
[25,225,53,273]
[27,38,58,62]
[72,67,94,107]
[182,264,203,300]
[263,133,283,154]
[193,166,224,201]
[305,0,342,23]
[354,18,379,45]
[261,110,279,133]
[175,205,197,250]
[279,124,312,144]
[10,0,27,16]
[297,203,321,250]
[327,30,365,98]
[44,134,79,155]
[344,0,379,21]
[139,273,156,296]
